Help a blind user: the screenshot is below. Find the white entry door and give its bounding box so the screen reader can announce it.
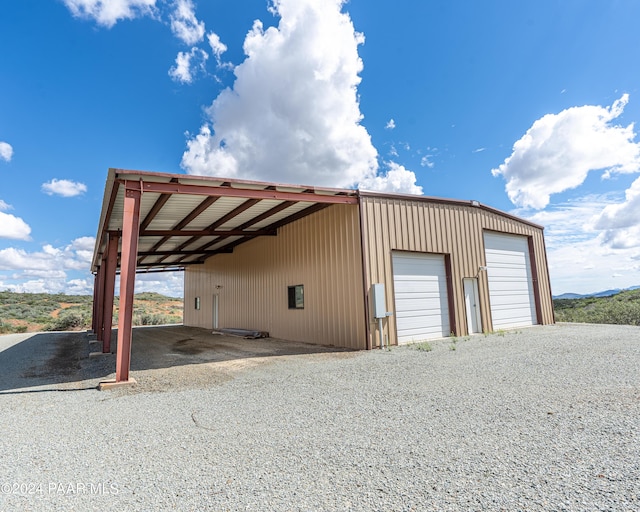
[463,278,482,334]
[392,252,450,343]
[212,294,219,329]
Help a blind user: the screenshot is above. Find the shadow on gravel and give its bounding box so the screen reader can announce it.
[0,331,94,393]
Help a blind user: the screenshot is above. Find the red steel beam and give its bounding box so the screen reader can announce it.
[139,195,221,264]
[115,187,141,382]
[123,180,359,204]
[91,273,98,333]
[139,228,276,237]
[94,265,105,341]
[140,193,172,232]
[162,198,260,265]
[102,233,119,353]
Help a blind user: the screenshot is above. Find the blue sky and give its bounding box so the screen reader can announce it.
[1,0,640,297]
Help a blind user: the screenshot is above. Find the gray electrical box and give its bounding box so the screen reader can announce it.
[372,283,387,319]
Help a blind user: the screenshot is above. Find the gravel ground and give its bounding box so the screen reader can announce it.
[0,323,639,511]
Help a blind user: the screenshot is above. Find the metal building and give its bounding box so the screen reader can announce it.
[92,169,554,384]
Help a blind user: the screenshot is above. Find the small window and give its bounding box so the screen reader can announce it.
[194,297,201,310]
[287,285,304,309]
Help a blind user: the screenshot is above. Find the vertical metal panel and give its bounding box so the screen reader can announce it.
[360,196,555,346]
[184,204,366,349]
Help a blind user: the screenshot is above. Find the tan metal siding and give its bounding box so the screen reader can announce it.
[361,197,554,347]
[184,204,366,349]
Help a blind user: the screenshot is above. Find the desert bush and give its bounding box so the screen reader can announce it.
[133,313,171,326]
[46,310,91,331]
[554,289,640,326]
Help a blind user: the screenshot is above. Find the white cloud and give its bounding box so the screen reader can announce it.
[0,141,13,162]
[385,119,396,130]
[181,0,381,189]
[0,211,31,240]
[515,195,640,294]
[170,0,205,45]
[169,47,208,84]
[472,147,486,153]
[0,237,184,297]
[358,161,422,195]
[62,0,157,28]
[0,276,95,295]
[207,32,227,60]
[420,155,434,168]
[41,179,87,197]
[0,238,94,273]
[492,94,640,209]
[135,271,184,297]
[597,181,640,227]
[0,200,11,211]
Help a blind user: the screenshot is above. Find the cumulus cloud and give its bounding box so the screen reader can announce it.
[170,0,205,45]
[0,212,31,240]
[41,179,87,197]
[0,141,13,162]
[135,271,184,297]
[0,200,31,240]
[592,176,640,249]
[385,119,396,130]
[0,237,94,275]
[207,31,230,68]
[62,0,157,28]
[492,94,640,209]
[359,162,423,195]
[182,0,408,192]
[169,47,208,83]
[0,276,95,295]
[516,195,640,294]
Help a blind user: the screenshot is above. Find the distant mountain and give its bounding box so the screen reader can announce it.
[554,293,585,300]
[553,286,640,300]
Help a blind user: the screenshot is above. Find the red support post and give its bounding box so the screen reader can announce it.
[115,186,141,382]
[102,233,119,353]
[91,273,98,333]
[95,264,106,342]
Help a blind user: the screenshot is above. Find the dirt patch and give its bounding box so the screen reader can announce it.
[50,303,76,319]
[171,337,209,355]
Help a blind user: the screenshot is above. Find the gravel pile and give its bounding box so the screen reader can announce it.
[1,323,639,511]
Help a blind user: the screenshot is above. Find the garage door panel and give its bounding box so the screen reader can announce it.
[395,302,448,316]
[392,252,450,343]
[484,232,537,330]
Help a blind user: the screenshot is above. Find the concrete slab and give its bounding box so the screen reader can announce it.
[89,351,111,358]
[97,377,137,391]
[0,326,351,394]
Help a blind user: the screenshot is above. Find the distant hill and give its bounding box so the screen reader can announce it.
[0,291,183,334]
[553,285,640,300]
[553,288,640,326]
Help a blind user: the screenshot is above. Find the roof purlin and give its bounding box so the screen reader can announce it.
[156,198,261,265]
[137,195,221,265]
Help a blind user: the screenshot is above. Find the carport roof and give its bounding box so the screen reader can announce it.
[91,169,358,273]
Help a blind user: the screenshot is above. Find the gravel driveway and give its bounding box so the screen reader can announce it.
[0,323,638,511]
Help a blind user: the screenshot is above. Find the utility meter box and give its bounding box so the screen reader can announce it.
[372,283,387,319]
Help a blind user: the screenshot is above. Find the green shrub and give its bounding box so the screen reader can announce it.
[553,289,640,326]
[46,311,91,331]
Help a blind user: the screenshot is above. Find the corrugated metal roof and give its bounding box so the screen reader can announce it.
[91,169,359,273]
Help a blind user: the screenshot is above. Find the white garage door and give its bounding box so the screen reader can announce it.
[392,252,450,343]
[484,232,537,329]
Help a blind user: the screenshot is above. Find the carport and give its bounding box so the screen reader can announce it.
[91,168,358,386]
